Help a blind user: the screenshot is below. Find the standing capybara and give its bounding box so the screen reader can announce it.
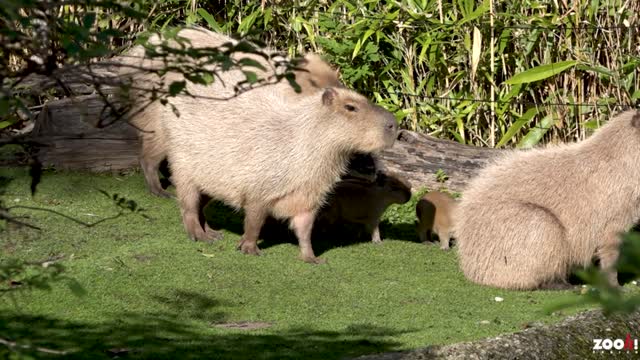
[125,27,398,264]
[454,110,640,290]
[120,28,344,198]
[416,191,456,250]
[316,172,412,243]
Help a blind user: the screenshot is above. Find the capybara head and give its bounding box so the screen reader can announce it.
[377,172,412,204]
[320,87,398,152]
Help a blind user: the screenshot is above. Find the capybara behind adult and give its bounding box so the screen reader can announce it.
[120,28,343,197]
[126,27,398,264]
[317,172,412,243]
[454,110,640,290]
[416,191,456,250]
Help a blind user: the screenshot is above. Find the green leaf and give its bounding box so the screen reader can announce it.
[352,28,376,60]
[582,119,601,130]
[237,57,267,71]
[496,107,538,147]
[0,120,14,129]
[517,114,555,149]
[197,9,222,32]
[504,61,578,85]
[243,71,258,84]
[169,81,186,96]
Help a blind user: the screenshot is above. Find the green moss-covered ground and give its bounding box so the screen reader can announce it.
[0,168,594,359]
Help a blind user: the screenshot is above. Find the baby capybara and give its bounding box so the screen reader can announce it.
[317,172,412,243]
[416,191,456,250]
[454,110,640,290]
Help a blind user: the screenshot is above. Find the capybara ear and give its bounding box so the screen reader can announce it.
[322,87,337,106]
[632,112,640,128]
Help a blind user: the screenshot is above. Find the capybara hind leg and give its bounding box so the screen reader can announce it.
[417,222,427,243]
[291,211,326,264]
[371,224,382,244]
[199,193,223,241]
[237,205,267,256]
[177,183,218,242]
[597,233,622,287]
[140,138,172,198]
[141,157,172,198]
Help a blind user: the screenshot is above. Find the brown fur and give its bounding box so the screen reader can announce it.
[416,191,456,250]
[454,110,640,290]
[124,27,398,263]
[317,172,412,243]
[121,28,343,197]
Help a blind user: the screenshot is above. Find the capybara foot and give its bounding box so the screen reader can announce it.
[204,224,223,242]
[300,255,327,264]
[151,187,174,199]
[539,280,574,290]
[190,228,222,243]
[189,225,223,243]
[237,240,262,256]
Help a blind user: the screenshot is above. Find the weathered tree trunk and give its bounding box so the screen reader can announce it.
[378,130,501,192]
[25,94,502,191]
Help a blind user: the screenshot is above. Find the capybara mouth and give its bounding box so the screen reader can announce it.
[382,132,397,148]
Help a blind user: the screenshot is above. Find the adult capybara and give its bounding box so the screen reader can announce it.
[454,110,640,290]
[317,172,412,243]
[120,28,343,198]
[125,27,398,264]
[416,191,456,250]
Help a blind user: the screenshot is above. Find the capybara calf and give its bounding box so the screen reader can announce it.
[416,191,456,250]
[120,28,343,198]
[454,110,640,290]
[126,27,398,264]
[317,172,412,243]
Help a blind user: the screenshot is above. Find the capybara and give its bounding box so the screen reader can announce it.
[125,27,398,263]
[120,28,344,198]
[317,172,412,243]
[454,110,640,290]
[416,191,456,250]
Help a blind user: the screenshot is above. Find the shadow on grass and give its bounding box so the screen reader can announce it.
[1,290,408,359]
[202,201,420,255]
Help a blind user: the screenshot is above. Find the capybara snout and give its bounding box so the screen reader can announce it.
[322,87,397,153]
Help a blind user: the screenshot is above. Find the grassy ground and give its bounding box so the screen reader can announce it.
[0,168,594,359]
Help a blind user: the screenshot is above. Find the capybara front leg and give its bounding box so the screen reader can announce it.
[597,233,622,287]
[371,224,383,244]
[177,183,220,242]
[439,231,451,250]
[291,211,326,264]
[237,205,267,256]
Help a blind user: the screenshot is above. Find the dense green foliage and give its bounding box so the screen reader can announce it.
[187,0,640,146]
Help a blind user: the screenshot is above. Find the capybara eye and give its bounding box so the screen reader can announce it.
[344,104,357,112]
